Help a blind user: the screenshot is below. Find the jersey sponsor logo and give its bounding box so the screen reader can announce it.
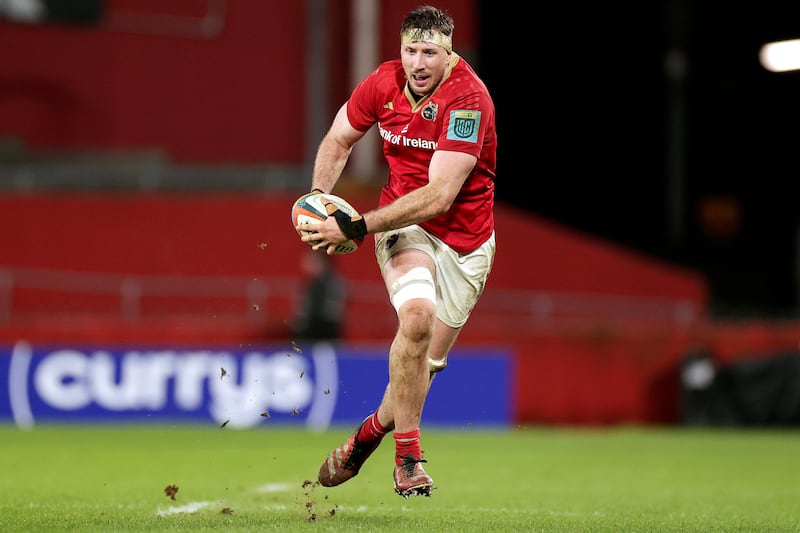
[447,110,481,143]
[378,123,437,150]
[421,102,438,121]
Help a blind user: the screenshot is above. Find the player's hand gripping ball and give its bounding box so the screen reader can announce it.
[290,192,363,255]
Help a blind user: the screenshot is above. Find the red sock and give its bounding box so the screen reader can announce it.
[394,429,421,464]
[355,411,388,445]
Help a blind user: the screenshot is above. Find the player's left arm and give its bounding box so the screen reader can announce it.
[359,89,487,233]
[304,90,486,250]
[300,150,476,253]
[359,150,476,234]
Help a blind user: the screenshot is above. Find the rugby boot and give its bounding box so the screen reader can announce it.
[393,455,434,498]
[318,419,382,487]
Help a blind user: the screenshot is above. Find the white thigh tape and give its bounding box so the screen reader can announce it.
[391,266,436,313]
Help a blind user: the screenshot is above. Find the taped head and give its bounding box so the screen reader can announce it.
[400,5,454,53]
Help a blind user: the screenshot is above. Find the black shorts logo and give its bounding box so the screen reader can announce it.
[385,233,400,250]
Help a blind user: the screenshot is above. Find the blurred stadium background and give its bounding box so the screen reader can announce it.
[1,0,799,428]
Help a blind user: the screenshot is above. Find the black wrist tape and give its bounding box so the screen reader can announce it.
[330,209,368,241]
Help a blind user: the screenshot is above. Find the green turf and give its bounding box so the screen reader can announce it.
[0,424,798,532]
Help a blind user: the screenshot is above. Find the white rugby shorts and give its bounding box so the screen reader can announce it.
[375,225,495,328]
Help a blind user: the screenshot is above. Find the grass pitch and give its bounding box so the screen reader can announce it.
[0,424,798,532]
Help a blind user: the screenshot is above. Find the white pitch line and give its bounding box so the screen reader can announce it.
[156,501,211,516]
[254,482,294,493]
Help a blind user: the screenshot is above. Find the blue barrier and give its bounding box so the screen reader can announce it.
[0,341,512,429]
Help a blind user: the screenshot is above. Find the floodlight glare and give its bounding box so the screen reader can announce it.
[759,39,800,72]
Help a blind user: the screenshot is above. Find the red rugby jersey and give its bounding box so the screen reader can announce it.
[346,53,496,254]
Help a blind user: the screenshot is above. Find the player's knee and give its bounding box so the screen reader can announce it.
[398,302,434,343]
[390,266,436,342]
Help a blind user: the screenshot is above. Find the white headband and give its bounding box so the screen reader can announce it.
[401,28,452,53]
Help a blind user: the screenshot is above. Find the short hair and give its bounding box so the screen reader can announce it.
[400,5,454,39]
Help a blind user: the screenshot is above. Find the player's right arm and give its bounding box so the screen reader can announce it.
[311,103,366,195]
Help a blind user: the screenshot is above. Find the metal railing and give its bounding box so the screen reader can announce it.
[0,266,701,334]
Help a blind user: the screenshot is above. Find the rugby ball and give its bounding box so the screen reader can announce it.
[290,192,363,255]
